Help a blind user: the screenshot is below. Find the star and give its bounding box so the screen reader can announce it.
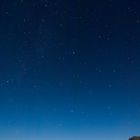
[72,51,76,55]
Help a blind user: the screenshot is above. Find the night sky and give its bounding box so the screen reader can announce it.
[0,0,140,140]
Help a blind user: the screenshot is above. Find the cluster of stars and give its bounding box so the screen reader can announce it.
[0,1,140,139]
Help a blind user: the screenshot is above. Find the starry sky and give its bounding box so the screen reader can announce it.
[0,0,140,140]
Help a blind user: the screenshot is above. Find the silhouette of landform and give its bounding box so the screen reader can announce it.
[129,136,140,140]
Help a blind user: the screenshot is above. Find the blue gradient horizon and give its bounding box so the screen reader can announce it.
[0,0,140,139]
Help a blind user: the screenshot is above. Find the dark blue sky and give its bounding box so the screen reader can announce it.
[0,0,140,139]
